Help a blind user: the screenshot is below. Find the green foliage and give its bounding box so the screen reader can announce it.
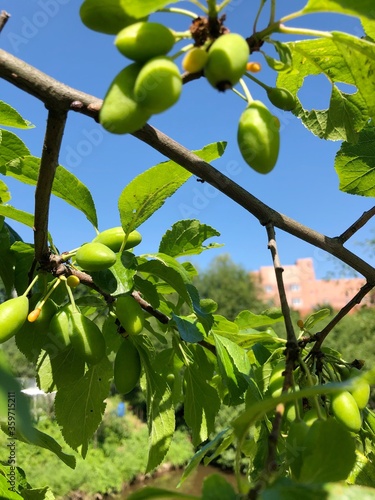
[1,1,375,499]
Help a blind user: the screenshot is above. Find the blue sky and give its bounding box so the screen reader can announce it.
[1,0,374,280]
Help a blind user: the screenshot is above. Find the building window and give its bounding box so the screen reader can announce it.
[290,283,300,291]
[291,297,302,306]
[264,285,273,293]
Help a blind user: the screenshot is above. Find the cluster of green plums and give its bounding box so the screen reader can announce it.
[266,355,374,480]
[268,356,371,432]
[79,0,298,175]
[0,224,147,396]
[73,226,142,271]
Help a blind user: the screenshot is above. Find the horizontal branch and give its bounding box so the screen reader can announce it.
[1,48,375,282]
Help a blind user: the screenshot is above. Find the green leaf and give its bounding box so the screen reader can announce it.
[138,258,192,306]
[362,18,375,41]
[232,379,355,449]
[89,251,137,296]
[20,487,55,499]
[0,473,22,499]
[0,219,15,295]
[335,123,375,197]
[184,363,221,446]
[158,219,222,258]
[277,34,375,142]
[348,451,375,486]
[202,474,238,500]
[118,142,226,233]
[0,205,34,232]
[3,156,98,228]
[302,0,375,19]
[135,337,175,472]
[213,334,251,405]
[54,356,112,458]
[127,487,199,500]
[10,241,35,296]
[235,309,284,329]
[0,101,34,129]
[172,314,204,343]
[178,429,231,487]
[262,41,293,72]
[0,129,30,167]
[39,348,86,392]
[185,283,214,333]
[12,424,76,470]
[0,179,11,203]
[261,477,375,499]
[303,308,332,330]
[121,0,177,19]
[298,418,356,483]
[0,353,35,441]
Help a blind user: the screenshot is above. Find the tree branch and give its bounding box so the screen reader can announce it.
[266,223,298,348]
[0,11,10,34]
[1,48,374,282]
[310,281,375,352]
[337,206,375,244]
[34,109,68,261]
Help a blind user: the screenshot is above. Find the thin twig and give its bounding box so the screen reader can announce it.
[266,223,297,347]
[0,11,10,34]
[1,49,375,282]
[34,109,68,261]
[310,282,375,352]
[131,290,170,324]
[337,206,375,244]
[255,224,299,494]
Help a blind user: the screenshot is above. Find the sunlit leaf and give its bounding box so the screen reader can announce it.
[335,123,375,197]
[119,142,226,233]
[159,219,222,258]
[0,101,34,129]
[277,34,375,141]
[3,156,98,228]
[302,0,375,19]
[54,356,112,458]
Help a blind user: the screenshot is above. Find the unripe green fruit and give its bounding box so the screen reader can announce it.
[286,420,309,479]
[237,100,280,174]
[115,22,175,62]
[22,295,57,333]
[204,33,249,91]
[266,87,296,111]
[48,305,74,352]
[100,63,151,135]
[166,373,175,388]
[114,338,141,394]
[268,359,285,397]
[348,368,370,410]
[115,295,145,335]
[69,311,106,365]
[92,227,142,252]
[80,0,142,35]
[182,47,209,73]
[331,391,362,433]
[134,57,182,114]
[303,407,324,426]
[75,242,117,271]
[0,296,29,343]
[336,364,351,380]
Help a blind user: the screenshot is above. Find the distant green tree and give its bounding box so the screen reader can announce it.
[193,254,266,320]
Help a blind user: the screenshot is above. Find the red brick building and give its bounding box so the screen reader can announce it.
[251,258,367,316]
